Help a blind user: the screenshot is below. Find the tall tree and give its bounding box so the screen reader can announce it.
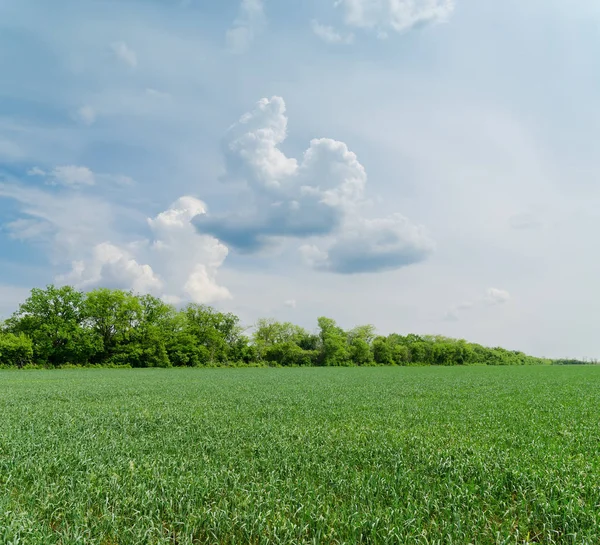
[317,317,351,366]
[184,304,242,365]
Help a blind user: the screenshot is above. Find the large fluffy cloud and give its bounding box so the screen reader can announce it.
[62,196,231,304]
[194,97,366,251]
[194,96,434,273]
[60,242,162,294]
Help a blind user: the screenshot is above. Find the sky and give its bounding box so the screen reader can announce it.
[1,0,600,359]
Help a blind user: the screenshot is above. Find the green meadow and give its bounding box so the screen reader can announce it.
[1,366,599,544]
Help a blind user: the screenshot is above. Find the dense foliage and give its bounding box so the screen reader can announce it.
[0,285,555,368]
[2,366,600,543]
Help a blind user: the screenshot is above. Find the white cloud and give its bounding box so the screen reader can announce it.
[62,196,231,304]
[76,105,96,126]
[311,20,354,44]
[59,242,163,294]
[284,299,297,308]
[223,96,297,190]
[147,196,231,303]
[51,165,96,187]
[485,287,511,306]
[26,165,134,188]
[27,167,46,177]
[333,0,455,34]
[111,41,138,67]
[226,0,265,53]
[194,96,433,274]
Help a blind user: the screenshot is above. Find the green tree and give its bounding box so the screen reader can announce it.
[372,336,394,365]
[6,285,99,366]
[83,288,138,363]
[184,304,242,365]
[83,289,173,367]
[347,325,375,366]
[317,317,351,366]
[252,319,317,366]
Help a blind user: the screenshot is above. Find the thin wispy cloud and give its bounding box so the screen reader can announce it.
[333,0,455,35]
[111,41,138,67]
[226,0,265,53]
[311,20,354,44]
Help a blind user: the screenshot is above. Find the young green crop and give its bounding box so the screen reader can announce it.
[1,366,599,544]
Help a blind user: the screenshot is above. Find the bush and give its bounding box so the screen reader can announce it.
[0,333,33,368]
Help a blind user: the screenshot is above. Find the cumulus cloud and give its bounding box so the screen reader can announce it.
[311,20,354,44]
[62,197,231,304]
[333,0,455,35]
[111,41,138,67]
[194,97,367,251]
[59,242,162,294]
[221,96,297,190]
[146,196,231,303]
[193,96,434,274]
[226,0,265,53]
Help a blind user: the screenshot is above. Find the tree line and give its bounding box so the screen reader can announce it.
[0,285,568,368]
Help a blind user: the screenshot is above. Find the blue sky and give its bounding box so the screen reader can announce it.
[1,0,600,359]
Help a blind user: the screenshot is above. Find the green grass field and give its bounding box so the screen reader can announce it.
[1,367,600,544]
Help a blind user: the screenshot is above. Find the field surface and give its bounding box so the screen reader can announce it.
[1,367,600,544]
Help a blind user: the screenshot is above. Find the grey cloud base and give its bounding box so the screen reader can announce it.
[193,199,342,253]
[302,215,434,274]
